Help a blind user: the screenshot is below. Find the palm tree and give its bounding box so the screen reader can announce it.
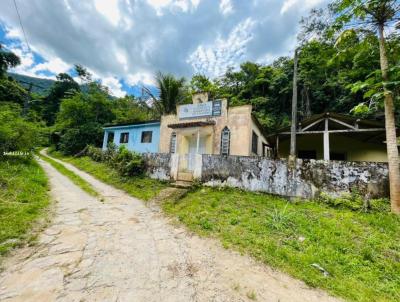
[333,0,400,213]
[144,72,185,116]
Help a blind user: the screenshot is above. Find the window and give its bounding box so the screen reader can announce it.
[141,131,153,143]
[220,127,230,155]
[251,131,258,154]
[298,150,316,159]
[107,132,114,144]
[170,132,177,153]
[119,132,129,144]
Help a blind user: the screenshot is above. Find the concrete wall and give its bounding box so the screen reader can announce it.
[200,155,389,199]
[142,153,171,181]
[141,152,389,199]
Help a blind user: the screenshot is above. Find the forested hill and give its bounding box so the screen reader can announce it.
[8,72,55,95]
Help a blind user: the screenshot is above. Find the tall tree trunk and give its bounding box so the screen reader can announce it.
[289,48,299,162]
[378,24,400,213]
[305,85,311,118]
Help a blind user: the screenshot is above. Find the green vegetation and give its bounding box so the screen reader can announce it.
[39,153,99,197]
[8,72,55,95]
[0,157,50,257]
[86,145,145,177]
[49,151,168,201]
[162,187,400,302]
[0,103,46,156]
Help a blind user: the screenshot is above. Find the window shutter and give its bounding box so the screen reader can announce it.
[220,127,230,156]
[170,132,177,153]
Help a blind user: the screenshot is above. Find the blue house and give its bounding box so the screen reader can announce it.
[102,120,160,153]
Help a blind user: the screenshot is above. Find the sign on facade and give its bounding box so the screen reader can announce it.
[179,100,221,119]
[212,100,222,116]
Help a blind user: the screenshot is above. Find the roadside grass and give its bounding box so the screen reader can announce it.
[162,187,400,302]
[39,153,99,197]
[0,157,50,258]
[49,151,169,201]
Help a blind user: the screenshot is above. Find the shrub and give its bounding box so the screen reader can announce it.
[0,103,44,156]
[58,123,103,155]
[86,145,104,162]
[113,146,144,177]
[102,143,117,163]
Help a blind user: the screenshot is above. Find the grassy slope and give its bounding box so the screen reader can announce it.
[0,157,50,256]
[49,151,168,201]
[39,154,99,197]
[163,187,400,302]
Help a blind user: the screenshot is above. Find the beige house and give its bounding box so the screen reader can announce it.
[159,92,269,178]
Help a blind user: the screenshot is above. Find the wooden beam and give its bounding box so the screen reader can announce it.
[323,118,330,160]
[328,117,356,130]
[280,128,386,135]
[300,118,324,132]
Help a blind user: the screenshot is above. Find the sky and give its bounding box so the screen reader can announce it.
[0,0,328,97]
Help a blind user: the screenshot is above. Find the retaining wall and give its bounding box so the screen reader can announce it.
[142,153,389,198]
[201,155,389,198]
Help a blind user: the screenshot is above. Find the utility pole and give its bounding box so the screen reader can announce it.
[289,48,299,166]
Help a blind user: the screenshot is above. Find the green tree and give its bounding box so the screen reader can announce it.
[0,103,44,155]
[43,73,80,125]
[332,0,400,213]
[55,85,114,155]
[144,72,186,115]
[112,96,153,123]
[0,44,20,78]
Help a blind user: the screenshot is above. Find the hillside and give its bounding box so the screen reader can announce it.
[7,73,55,95]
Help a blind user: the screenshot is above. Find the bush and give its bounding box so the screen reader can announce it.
[58,122,103,155]
[85,144,144,177]
[86,145,104,162]
[0,103,44,156]
[102,143,117,162]
[114,146,144,177]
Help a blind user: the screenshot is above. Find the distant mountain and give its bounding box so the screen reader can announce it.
[7,73,55,95]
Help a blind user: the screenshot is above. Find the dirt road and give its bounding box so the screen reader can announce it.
[0,154,340,301]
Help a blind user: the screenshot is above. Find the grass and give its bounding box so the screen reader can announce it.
[49,151,168,201]
[0,157,50,257]
[39,153,99,197]
[162,187,400,302]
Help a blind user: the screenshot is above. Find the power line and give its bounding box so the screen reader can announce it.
[13,0,31,52]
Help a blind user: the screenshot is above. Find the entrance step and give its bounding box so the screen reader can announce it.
[171,181,193,189]
[177,172,193,182]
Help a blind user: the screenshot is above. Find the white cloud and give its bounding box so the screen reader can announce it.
[126,72,155,86]
[102,76,126,97]
[94,0,121,26]
[146,0,200,15]
[30,57,70,75]
[187,18,255,77]
[280,0,324,15]
[219,0,233,16]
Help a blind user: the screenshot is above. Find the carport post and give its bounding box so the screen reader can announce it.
[323,118,330,160]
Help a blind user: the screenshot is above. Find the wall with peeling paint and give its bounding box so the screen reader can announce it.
[201,155,389,199]
[142,153,171,181]
[142,153,389,198]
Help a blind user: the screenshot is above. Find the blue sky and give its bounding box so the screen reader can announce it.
[0,0,328,97]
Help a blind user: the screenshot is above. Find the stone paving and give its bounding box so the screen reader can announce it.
[0,155,341,302]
